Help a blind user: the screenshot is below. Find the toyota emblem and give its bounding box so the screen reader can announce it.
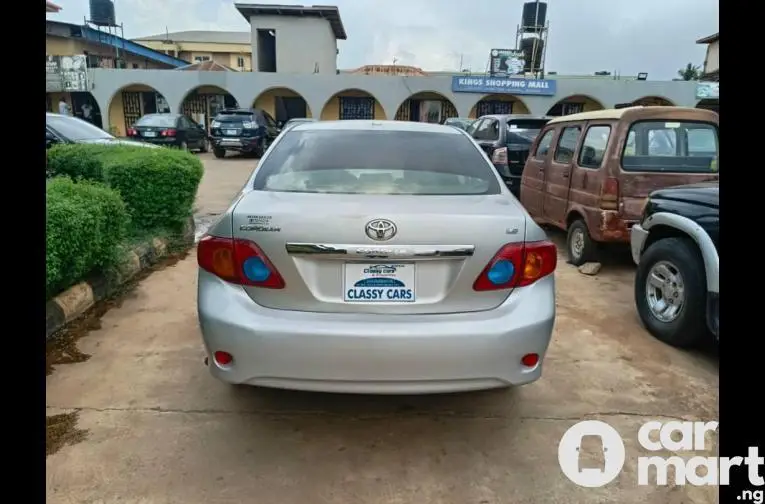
[365,219,397,241]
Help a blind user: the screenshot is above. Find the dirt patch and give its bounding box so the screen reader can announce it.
[46,412,88,456]
[46,250,191,376]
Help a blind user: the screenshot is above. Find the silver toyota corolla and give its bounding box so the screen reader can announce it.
[197,120,557,394]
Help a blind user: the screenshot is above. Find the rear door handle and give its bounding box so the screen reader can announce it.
[562,172,570,178]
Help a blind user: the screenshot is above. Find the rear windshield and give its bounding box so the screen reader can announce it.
[506,119,548,144]
[252,130,502,195]
[622,120,719,173]
[135,114,177,127]
[216,113,255,123]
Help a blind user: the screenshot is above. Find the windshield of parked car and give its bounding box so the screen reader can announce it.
[135,114,178,127]
[253,130,502,195]
[47,115,113,141]
[506,119,549,144]
[622,121,719,173]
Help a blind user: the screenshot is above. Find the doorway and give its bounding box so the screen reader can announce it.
[275,96,307,122]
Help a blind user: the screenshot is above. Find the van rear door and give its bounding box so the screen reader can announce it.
[618,119,719,220]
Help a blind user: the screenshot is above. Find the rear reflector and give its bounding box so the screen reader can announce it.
[198,236,285,288]
[473,240,557,291]
[521,353,539,367]
[214,351,233,366]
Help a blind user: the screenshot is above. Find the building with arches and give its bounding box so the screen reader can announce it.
[51,3,716,135]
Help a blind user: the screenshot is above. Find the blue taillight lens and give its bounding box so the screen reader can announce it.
[242,257,271,283]
[487,259,515,285]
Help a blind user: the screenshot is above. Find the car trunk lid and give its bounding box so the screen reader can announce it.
[231,191,527,314]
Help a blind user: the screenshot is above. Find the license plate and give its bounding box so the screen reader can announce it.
[220,139,240,145]
[343,263,416,303]
[225,129,238,135]
[143,131,156,138]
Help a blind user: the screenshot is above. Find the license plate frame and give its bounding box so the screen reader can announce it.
[142,131,156,138]
[224,129,238,136]
[343,262,416,303]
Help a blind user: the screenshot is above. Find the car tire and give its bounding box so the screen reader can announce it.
[566,219,596,266]
[213,147,226,159]
[199,138,209,153]
[634,237,708,348]
[253,138,266,158]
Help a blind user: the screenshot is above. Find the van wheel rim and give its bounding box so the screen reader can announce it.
[645,260,685,323]
[570,229,585,259]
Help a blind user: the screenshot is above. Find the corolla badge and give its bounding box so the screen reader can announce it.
[365,219,397,241]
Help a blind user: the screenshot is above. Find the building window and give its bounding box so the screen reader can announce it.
[166,50,176,57]
[237,56,245,68]
[194,55,211,63]
[132,63,139,69]
[339,97,375,120]
[476,100,513,116]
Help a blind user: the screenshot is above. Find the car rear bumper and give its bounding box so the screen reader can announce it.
[197,270,556,394]
[212,136,261,151]
[630,223,649,265]
[134,137,177,146]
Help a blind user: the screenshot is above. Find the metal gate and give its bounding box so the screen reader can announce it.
[476,100,514,116]
[122,92,142,131]
[395,100,458,121]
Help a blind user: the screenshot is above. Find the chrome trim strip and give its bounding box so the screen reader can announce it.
[285,243,475,259]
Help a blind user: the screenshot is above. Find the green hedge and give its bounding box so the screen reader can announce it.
[46,177,129,298]
[47,144,204,231]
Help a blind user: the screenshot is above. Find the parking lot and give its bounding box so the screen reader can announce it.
[46,153,719,504]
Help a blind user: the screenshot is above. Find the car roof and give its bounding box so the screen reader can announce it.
[289,120,464,135]
[478,114,552,121]
[545,106,718,125]
[219,108,259,114]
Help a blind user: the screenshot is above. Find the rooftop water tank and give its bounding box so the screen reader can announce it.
[521,2,547,32]
[89,0,116,26]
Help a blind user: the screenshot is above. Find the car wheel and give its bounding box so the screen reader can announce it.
[634,237,708,348]
[199,138,209,153]
[566,219,596,266]
[254,138,266,158]
[213,147,226,159]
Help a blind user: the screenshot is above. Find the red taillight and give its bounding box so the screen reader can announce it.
[162,128,177,137]
[473,240,557,291]
[600,177,619,210]
[214,351,233,366]
[126,128,137,136]
[492,147,508,164]
[521,353,539,367]
[197,236,285,289]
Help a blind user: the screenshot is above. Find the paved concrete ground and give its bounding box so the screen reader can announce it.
[46,153,719,504]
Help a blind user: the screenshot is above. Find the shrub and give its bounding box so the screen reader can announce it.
[47,144,204,232]
[47,143,108,181]
[103,148,204,231]
[46,177,129,298]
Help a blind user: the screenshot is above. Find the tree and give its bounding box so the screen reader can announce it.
[678,63,701,81]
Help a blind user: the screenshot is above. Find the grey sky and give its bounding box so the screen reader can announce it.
[52,0,718,79]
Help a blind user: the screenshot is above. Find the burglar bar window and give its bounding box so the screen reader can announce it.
[339,97,375,120]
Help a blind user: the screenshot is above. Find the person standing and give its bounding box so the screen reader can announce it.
[58,97,71,116]
[81,102,93,123]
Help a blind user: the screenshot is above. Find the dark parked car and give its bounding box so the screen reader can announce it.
[209,108,282,159]
[441,117,474,131]
[470,114,551,196]
[46,112,157,149]
[126,113,208,152]
[630,182,719,348]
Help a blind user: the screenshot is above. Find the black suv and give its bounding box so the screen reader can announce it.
[209,108,282,158]
[630,182,719,348]
[469,114,551,197]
